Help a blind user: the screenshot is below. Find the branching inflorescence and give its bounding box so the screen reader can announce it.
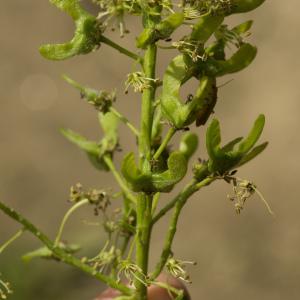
[0,1,270,299]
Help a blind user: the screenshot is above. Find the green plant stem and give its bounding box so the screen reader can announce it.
[54,199,89,247]
[110,107,140,136]
[103,155,137,205]
[135,41,157,300]
[150,177,215,280]
[151,192,161,215]
[0,200,132,295]
[100,35,142,63]
[153,127,177,160]
[139,44,157,171]
[0,227,25,254]
[135,194,153,300]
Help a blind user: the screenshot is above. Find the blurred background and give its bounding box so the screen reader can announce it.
[1,1,299,299]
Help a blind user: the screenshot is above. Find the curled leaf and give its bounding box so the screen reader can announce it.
[40,0,102,60]
[121,152,152,192]
[151,152,188,192]
[121,152,187,193]
[161,55,217,128]
[205,43,257,77]
[179,133,199,160]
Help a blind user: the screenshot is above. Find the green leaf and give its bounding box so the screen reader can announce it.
[161,55,216,128]
[205,43,257,77]
[179,133,199,160]
[156,12,184,38]
[40,0,102,60]
[230,0,266,14]
[63,75,115,113]
[206,118,222,161]
[222,137,243,152]
[60,128,109,171]
[191,14,224,43]
[151,152,188,192]
[238,142,268,167]
[232,20,253,34]
[61,129,99,155]
[206,119,242,173]
[99,112,120,154]
[136,13,184,49]
[206,115,266,174]
[121,152,152,192]
[237,114,265,154]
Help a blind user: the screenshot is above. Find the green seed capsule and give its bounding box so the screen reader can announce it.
[191,13,224,43]
[136,13,184,49]
[160,55,216,128]
[205,43,257,77]
[230,0,266,14]
[40,0,102,60]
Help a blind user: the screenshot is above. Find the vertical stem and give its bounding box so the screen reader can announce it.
[139,44,157,171]
[135,43,157,300]
[135,194,152,300]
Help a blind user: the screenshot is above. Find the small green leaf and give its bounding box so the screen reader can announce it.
[99,112,120,154]
[61,129,99,155]
[232,20,253,34]
[63,75,115,113]
[222,137,243,152]
[121,152,151,192]
[191,14,224,43]
[179,133,199,160]
[156,12,184,38]
[206,118,222,161]
[238,142,268,167]
[151,152,188,192]
[136,13,184,49]
[237,114,265,154]
[60,128,109,171]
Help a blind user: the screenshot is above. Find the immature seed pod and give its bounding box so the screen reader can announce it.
[191,13,224,43]
[40,0,102,60]
[160,55,216,128]
[136,13,184,49]
[230,0,266,14]
[204,43,257,77]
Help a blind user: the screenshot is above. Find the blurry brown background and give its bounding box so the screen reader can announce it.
[1,1,299,299]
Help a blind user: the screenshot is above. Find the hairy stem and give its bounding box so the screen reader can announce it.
[0,200,132,295]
